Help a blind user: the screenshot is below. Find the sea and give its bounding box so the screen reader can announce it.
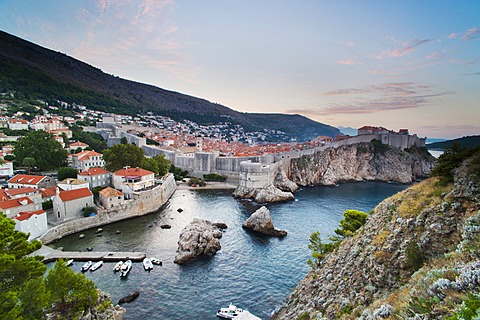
[49,182,407,319]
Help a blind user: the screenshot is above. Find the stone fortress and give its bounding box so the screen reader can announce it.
[94,120,426,189]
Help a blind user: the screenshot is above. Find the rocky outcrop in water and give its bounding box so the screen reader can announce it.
[289,142,436,186]
[77,290,126,320]
[273,149,480,319]
[233,185,294,203]
[242,206,287,237]
[174,219,224,265]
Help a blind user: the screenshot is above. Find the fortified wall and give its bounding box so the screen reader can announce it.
[238,160,283,189]
[39,173,176,244]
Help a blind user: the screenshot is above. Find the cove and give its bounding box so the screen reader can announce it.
[49,182,407,319]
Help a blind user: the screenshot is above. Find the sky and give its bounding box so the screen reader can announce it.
[0,0,479,139]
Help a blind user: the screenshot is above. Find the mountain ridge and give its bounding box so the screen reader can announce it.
[0,30,340,142]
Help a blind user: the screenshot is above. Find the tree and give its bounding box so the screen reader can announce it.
[141,157,159,175]
[334,209,368,238]
[22,157,36,174]
[57,167,79,181]
[153,154,171,176]
[103,143,144,171]
[14,130,67,171]
[44,260,98,318]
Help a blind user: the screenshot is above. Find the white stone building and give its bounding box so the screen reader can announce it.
[13,210,48,240]
[112,167,155,198]
[52,187,94,221]
[98,187,124,209]
[70,150,105,171]
[77,167,111,189]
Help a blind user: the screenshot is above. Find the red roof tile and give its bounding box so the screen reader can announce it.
[14,210,46,221]
[8,174,46,185]
[58,187,93,202]
[5,187,38,197]
[39,187,57,198]
[0,196,33,209]
[113,167,153,177]
[78,167,110,176]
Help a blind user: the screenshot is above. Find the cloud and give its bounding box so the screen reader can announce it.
[377,38,432,59]
[461,27,480,41]
[448,33,458,39]
[287,83,453,116]
[463,72,480,76]
[336,58,359,65]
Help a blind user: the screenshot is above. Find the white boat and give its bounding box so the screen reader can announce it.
[113,261,123,272]
[66,259,74,266]
[90,260,103,271]
[143,258,153,270]
[81,261,92,272]
[150,257,162,266]
[216,304,261,319]
[120,260,132,277]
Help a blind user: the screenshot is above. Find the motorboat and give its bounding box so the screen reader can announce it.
[216,304,261,319]
[120,260,132,277]
[143,258,153,271]
[66,259,74,266]
[113,261,123,273]
[81,261,92,272]
[150,257,162,266]
[90,260,103,271]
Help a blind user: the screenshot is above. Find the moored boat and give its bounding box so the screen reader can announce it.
[90,260,103,271]
[81,261,92,272]
[120,260,132,277]
[216,304,261,319]
[113,261,123,273]
[150,257,162,265]
[143,257,153,270]
[66,259,74,266]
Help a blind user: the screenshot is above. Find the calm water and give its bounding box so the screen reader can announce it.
[50,182,407,319]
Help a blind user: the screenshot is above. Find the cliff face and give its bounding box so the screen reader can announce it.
[273,150,480,319]
[289,143,436,186]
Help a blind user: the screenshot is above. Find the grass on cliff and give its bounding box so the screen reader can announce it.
[391,178,453,219]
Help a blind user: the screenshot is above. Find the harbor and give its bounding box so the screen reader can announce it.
[35,245,146,263]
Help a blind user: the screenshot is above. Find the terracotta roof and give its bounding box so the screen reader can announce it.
[113,167,153,177]
[0,189,10,201]
[0,196,33,209]
[99,187,122,198]
[8,174,46,185]
[39,186,57,198]
[59,178,89,185]
[14,210,46,221]
[73,150,102,161]
[69,141,88,147]
[78,167,110,176]
[5,187,38,197]
[58,187,93,202]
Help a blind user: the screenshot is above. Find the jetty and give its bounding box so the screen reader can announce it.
[35,245,146,263]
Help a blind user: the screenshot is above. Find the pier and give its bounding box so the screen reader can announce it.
[35,246,146,263]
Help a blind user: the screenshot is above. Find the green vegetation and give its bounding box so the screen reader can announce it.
[103,143,144,171]
[446,294,480,320]
[308,209,368,267]
[70,125,107,152]
[203,173,227,182]
[0,213,100,318]
[405,240,424,273]
[170,165,189,181]
[188,177,206,187]
[427,135,480,150]
[42,199,53,210]
[81,206,96,217]
[57,167,79,181]
[371,139,389,154]
[13,130,67,171]
[430,144,480,185]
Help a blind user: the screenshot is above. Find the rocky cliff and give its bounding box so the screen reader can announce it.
[289,142,436,186]
[274,149,480,319]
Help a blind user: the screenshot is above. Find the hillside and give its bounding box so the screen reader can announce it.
[427,135,480,150]
[0,30,340,142]
[274,148,480,319]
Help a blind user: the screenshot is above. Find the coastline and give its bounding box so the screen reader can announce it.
[176,181,237,190]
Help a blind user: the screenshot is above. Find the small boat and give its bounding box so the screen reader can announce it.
[81,261,92,272]
[113,261,123,273]
[66,259,74,266]
[143,258,153,270]
[216,304,261,319]
[120,260,132,277]
[150,257,162,266]
[90,260,103,271]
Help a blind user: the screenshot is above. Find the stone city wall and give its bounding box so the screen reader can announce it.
[39,174,176,244]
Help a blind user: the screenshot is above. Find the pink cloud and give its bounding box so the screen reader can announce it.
[448,32,458,39]
[377,38,432,59]
[461,27,480,40]
[336,58,355,65]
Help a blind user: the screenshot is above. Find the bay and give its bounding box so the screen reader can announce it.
[50,182,407,319]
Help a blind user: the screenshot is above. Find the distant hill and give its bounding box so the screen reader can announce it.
[0,30,340,142]
[427,135,480,150]
[337,126,358,136]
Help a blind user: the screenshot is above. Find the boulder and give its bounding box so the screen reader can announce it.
[233,185,294,203]
[242,206,287,237]
[174,219,223,265]
[274,170,299,193]
[213,221,228,229]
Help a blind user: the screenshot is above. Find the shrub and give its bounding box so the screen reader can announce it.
[405,240,424,273]
[81,206,96,217]
[42,200,53,210]
[371,139,389,154]
[203,173,227,182]
[187,177,206,187]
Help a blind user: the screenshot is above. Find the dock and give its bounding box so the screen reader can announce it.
[35,246,146,263]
